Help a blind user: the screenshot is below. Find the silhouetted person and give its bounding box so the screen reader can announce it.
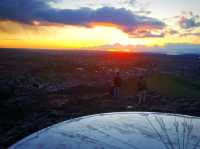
[112,72,122,97]
[137,76,147,104]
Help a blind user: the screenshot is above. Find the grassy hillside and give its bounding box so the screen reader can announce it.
[147,73,200,97]
[120,73,200,97]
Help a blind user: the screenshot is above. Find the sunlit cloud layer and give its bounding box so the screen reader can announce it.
[0,0,165,36]
[0,0,200,53]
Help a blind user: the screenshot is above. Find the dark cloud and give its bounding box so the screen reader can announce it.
[0,0,165,35]
[167,29,178,35]
[0,0,52,23]
[178,13,200,29]
[129,31,164,38]
[180,32,200,37]
[128,0,136,5]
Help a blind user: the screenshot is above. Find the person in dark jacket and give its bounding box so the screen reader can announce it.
[137,76,147,104]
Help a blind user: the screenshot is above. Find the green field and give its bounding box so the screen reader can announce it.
[121,73,200,97]
[147,73,200,97]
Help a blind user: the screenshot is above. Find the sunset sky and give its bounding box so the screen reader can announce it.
[0,0,200,53]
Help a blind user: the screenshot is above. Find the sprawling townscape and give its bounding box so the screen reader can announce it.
[0,49,200,148]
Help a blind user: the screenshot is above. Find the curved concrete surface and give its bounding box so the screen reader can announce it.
[9,112,200,149]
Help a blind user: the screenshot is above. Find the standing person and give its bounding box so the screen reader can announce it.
[112,71,122,97]
[137,76,147,104]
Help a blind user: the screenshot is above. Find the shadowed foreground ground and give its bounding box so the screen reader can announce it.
[1,89,200,148]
